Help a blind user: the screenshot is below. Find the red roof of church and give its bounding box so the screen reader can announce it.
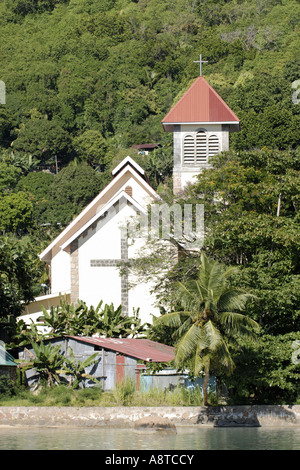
[162,76,239,130]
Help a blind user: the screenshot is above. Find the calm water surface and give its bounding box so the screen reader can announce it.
[0,426,300,450]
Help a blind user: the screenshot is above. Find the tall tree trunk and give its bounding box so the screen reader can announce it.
[203,359,210,406]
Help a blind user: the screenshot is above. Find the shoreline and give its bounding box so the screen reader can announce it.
[0,405,300,428]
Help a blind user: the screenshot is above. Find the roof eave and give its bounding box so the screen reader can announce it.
[162,121,240,132]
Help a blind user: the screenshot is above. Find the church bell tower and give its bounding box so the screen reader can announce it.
[161,55,240,194]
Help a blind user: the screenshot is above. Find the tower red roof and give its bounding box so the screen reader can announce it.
[162,76,240,131]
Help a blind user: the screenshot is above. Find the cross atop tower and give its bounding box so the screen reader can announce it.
[193,54,208,76]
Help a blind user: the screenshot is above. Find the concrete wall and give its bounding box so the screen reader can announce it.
[0,405,299,428]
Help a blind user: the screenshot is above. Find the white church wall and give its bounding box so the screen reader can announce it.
[127,236,161,325]
[51,249,71,294]
[128,282,158,325]
[178,169,203,189]
[80,265,122,312]
[77,210,122,308]
[76,200,157,324]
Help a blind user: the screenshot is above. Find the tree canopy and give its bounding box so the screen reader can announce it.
[0,0,300,403]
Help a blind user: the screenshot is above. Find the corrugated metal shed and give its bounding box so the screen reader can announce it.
[68,336,175,363]
[161,76,240,131]
[18,336,175,391]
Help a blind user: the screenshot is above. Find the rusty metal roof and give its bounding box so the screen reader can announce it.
[162,76,240,131]
[69,336,175,363]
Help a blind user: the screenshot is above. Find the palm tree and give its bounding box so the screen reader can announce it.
[155,253,259,405]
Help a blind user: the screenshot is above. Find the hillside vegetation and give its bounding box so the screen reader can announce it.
[0,0,300,404]
[1,0,300,158]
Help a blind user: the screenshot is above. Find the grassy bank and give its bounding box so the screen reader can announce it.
[0,379,216,407]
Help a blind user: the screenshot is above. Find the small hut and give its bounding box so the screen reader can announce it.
[17,336,175,390]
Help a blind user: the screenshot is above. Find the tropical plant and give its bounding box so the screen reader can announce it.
[224,332,300,405]
[63,347,99,389]
[23,341,66,388]
[40,300,76,336]
[9,319,44,348]
[41,299,102,337]
[0,235,41,320]
[95,303,148,338]
[155,253,259,405]
[39,298,148,339]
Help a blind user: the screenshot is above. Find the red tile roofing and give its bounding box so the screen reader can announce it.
[162,76,239,127]
[69,336,175,363]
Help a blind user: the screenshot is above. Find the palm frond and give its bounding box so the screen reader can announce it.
[202,320,223,351]
[213,337,235,373]
[176,280,203,311]
[219,311,259,337]
[217,288,256,313]
[175,324,202,365]
[193,345,206,376]
[155,311,190,329]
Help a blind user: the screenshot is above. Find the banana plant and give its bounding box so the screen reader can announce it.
[93,303,148,338]
[19,341,66,388]
[38,298,148,340]
[63,347,100,389]
[10,319,44,348]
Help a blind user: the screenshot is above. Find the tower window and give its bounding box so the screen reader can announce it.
[183,135,194,164]
[196,131,207,163]
[208,135,219,157]
[183,130,220,164]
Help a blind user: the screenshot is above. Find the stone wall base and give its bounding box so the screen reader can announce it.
[0,405,299,428]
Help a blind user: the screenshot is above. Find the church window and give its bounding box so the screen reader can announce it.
[183,130,220,164]
[183,134,194,164]
[208,135,219,157]
[196,130,207,163]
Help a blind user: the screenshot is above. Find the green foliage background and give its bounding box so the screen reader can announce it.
[1,0,300,157]
[0,0,300,403]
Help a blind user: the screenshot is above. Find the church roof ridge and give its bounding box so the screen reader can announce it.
[112,156,145,177]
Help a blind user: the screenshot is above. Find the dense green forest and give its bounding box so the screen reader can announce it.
[0,0,300,403]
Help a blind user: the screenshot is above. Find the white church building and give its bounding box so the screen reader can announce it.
[21,71,240,328]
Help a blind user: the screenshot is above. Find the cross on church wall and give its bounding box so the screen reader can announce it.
[193,54,208,76]
[90,229,129,316]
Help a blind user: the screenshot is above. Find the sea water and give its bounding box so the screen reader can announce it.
[0,425,299,450]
